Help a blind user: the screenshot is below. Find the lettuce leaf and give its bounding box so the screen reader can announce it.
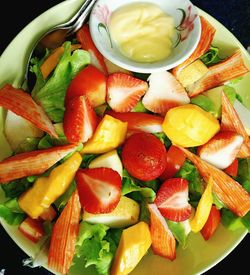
[200,46,223,66]
[0,198,26,225]
[31,41,90,122]
[73,222,119,275]
[1,178,33,198]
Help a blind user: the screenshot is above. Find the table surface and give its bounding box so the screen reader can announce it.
[0,0,249,274]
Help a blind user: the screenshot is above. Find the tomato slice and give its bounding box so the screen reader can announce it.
[159,145,186,181]
[224,158,238,177]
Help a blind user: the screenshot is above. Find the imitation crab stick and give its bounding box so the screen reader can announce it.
[40,44,81,79]
[0,144,77,183]
[221,91,250,158]
[48,190,81,274]
[187,50,250,97]
[178,147,250,217]
[172,16,216,77]
[0,84,58,138]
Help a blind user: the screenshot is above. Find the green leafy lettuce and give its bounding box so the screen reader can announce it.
[73,222,121,275]
[31,41,90,122]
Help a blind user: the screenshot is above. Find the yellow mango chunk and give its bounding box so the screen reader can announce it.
[83,196,140,228]
[162,104,220,147]
[178,60,209,88]
[18,152,82,219]
[190,177,214,233]
[111,221,152,275]
[81,115,127,154]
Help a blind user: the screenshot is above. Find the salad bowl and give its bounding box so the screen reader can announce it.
[0,0,250,275]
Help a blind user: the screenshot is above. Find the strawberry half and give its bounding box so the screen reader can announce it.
[197,131,244,170]
[142,71,190,116]
[154,178,192,222]
[107,73,148,112]
[63,96,98,144]
[148,203,176,260]
[107,110,163,136]
[75,167,122,214]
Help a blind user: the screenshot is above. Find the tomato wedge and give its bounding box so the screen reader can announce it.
[224,158,239,177]
[159,145,186,181]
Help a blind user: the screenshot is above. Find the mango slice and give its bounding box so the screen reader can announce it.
[162,104,220,147]
[110,221,152,275]
[81,115,127,154]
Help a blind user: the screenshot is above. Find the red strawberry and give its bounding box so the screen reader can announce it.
[121,132,167,181]
[148,203,176,260]
[200,205,221,241]
[65,64,107,108]
[154,178,192,222]
[224,158,239,177]
[197,131,243,170]
[18,217,45,243]
[76,24,108,75]
[76,167,122,214]
[142,71,190,116]
[63,96,98,144]
[0,84,57,138]
[0,144,77,183]
[107,73,148,112]
[107,110,164,136]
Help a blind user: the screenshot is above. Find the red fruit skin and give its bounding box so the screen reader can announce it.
[154,178,192,222]
[76,167,122,214]
[200,205,221,241]
[224,158,238,177]
[65,64,107,107]
[63,96,98,143]
[160,145,186,181]
[121,132,167,181]
[18,217,45,243]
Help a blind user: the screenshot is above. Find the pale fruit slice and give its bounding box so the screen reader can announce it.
[88,149,123,177]
[233,99,250,135]
[83,196,140,228]
[4,110,44,151]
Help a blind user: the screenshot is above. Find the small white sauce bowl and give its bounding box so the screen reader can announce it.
[89,0,201,73]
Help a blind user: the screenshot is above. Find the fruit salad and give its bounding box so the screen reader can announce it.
[0,15,250,275]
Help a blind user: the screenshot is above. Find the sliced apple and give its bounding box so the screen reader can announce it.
[4,110,44,151]
[233,99,250,135]
[88,149,123,177]
[83,196,140,228]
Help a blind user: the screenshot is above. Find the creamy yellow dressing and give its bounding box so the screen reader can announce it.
[109,2,175,63]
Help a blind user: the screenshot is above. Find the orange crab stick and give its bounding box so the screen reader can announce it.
[178,147,250,218]
[221,91,250,158]
[187,50,249,97]
[172,16,216,78]
[48,190,81,274]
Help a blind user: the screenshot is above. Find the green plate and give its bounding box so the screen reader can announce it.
[0,0,249,274]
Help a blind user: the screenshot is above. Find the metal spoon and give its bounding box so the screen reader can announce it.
[24,0,97,91]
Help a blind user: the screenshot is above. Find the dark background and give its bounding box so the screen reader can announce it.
[0,0,249,274]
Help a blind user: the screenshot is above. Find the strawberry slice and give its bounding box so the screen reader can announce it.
[197,131,244,170]
[75,167,122,214]
[121,132,167,181]
[106,110,163,136]
[142,71,190,116]
[65,64,107,108]
[0,144,77,183]
[178,146,250,217]
[107,73,148,112]
[18,216,45,243]
[63,96,98,144]
[221,91,250,158]
[148,203,176,260]
[0,84,57,138]
[76,24,108,75]
[200,205,221,241]
[154,178,192,222]
[48,190,81,274]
